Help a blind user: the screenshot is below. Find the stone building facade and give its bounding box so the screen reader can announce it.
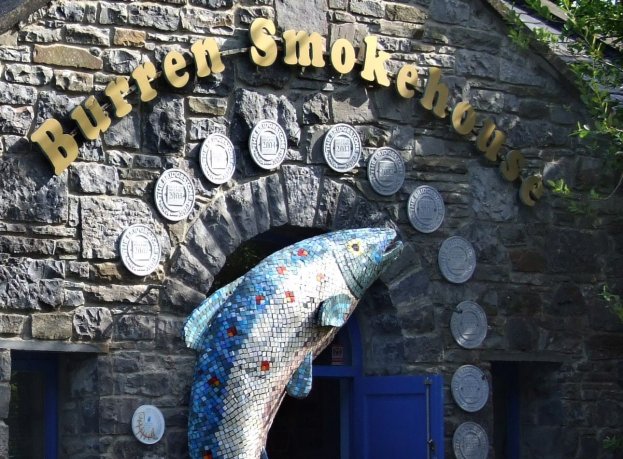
[0,0,621,458]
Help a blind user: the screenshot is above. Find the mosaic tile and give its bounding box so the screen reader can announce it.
[182,227,403,459]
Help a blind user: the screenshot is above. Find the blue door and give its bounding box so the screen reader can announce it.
[353,374,444,459]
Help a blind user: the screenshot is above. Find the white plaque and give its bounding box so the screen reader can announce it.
[438,236,476,284]
[200,133,236,185]
[249,120,287,170]
[131,405,165,445]
[367,147,405,196]
[451,365,489,413]
[453,422,489,459]
[323,124,362,173]
[119,224,161,277]
[154,168,196,222]
[451,301,488,349]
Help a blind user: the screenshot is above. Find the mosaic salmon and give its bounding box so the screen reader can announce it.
[183,227,404,459]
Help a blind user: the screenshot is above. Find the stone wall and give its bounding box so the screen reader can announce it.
[0,0,621,458]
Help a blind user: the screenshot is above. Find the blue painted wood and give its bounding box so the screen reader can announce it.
[353,375,444,459]
[12,352,59,459]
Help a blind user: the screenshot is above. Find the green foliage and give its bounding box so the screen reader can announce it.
[547,178,571,196]
[599,284,623,322]
[604,434,623,453]
[507,0,623,203]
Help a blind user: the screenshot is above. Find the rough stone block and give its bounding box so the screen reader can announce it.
[266,173,288,227]
[0,157,68,224]
[238,6,274,25]
[85,284,159,305]
[275,0,328,34]
[48,1,87,21]
[33,44,103,70]
[225,183,258,242]
[99,2,128,25]
[162,279,205,313]
[32,312,73,340]
[102,112,140,149]
[113,28,146,47]
[144,95,185,155]
[0,314,26,336]
[283,165,321,228]
[429,0,469,24]
[331,86,376,123]
[35,91,82,123]
[0,384,9,419]
[180,7,234,34]
[53,69,94,92]
[73,307,113,340]
[128,3,181,31]
[185,220,226,273]
[386,3,427,22]
[188,97,227,116]
[4,64,52,85]
[69,163,119,194]
[170,246,214,292]
[0,105,33,135]
[18,25,62,43]
[190,0,233,7]
[0,351,9,383]
[0,45,30,62]
[114,315,156,341]
[102,48,142,74]
[64,24,111,46]
[200,195,241,256]
[302,93,330,125]
[350,0,384,17]
[314,177,342,229]
[250,177,271,235]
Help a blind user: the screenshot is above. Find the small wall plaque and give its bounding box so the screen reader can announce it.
[451,365,489,412]
[131,405,165,445]
[451,301,488,349]
[438,236,476,284]
[453,421,489,459]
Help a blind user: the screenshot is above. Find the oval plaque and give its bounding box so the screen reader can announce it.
[438,236,476,284]
[323,124,362,173]
[119,224,161,276]
[154,168,195,222]
[249,120,287,170]
[367,147,405,196]
[200,133,236,185]
[407,185,445,233]
[453,422,489,459]
[451,301,488,349]
[131,405,165,445]
[451,365,489,412]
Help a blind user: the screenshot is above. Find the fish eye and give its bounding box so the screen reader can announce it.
[347,239,365,255]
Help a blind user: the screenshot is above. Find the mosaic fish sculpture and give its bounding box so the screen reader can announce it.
[183,227,403,459]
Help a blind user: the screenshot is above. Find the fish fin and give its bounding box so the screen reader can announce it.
[318,294,352,327]
[261,448,269,459]
[286,352,313,399]
[182,275,244,350]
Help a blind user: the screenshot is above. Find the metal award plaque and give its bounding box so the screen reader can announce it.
[131,405,166,445]
[438,236,476,284]
[453,422,489,459]
[323,124,362,173]
[451,365,489,413]
[154,168,196,222]
[407,185,445,233]
[200,133,236,185]
[249,120,287,170]
[367,147,405,196]
[451,301,488,349]
[119,224,161,276]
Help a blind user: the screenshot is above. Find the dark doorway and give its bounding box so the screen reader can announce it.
[266,378,342,459]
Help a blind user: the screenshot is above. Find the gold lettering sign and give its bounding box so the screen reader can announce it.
[29,17,543,206]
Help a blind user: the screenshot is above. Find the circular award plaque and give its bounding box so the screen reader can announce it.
[131,405,165,445]
[367,147,405,196]
[451,301,488,349]
[453,422,489,459]
[407,185,445,233]
[248,120,287,170]
[451,365,489,412]
[119,224,161,276]
[200,133,236,185]
[154,168,195,222]
[438,236,476,284]
[323,124,362,173]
